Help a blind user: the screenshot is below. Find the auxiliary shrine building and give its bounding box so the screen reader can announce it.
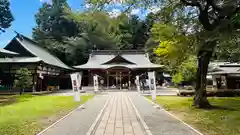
[0,33,73,92]
[74,50,163,89]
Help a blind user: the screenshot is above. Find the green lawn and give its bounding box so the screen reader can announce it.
[0,94,93,135]
[149,96,240,135]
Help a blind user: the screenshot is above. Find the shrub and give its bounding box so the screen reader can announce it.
[178,90,240,97]
[14,68,33,95]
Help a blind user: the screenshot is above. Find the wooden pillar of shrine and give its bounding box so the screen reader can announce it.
[32,73,37,92]
[115,72,118,86]
[57,75,60,90]
[88,70,91,86]
[128,71,131,90]
[107,71,109,89]
[120,72,122,90]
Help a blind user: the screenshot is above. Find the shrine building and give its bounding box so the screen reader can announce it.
[0,33,73,92]
[74,50,163,90]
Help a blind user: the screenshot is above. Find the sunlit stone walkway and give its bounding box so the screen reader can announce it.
[39,91,201,135]
[92,92,146,135]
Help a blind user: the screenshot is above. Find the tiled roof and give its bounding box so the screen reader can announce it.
[74,50,163,69]
[0,57,42,63]
[209,62,240,75]
[4,34,73,70]
[210,67,240,75]
[0,48,18,56]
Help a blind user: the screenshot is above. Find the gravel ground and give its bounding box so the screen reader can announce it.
[129,92,200,135]
[40,93,109,135]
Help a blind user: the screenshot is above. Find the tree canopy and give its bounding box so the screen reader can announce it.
[0,0,13,33]
[33,1,155,66]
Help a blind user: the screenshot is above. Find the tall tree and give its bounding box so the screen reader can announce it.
[0,0,13,33]
[33,0,83,65]
[179,0,240,108]
[87,0,240,108]
[115,14,151,49]
[33,0,80,41]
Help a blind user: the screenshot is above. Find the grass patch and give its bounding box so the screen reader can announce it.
[148,96,240,135]
[0,94,94,135]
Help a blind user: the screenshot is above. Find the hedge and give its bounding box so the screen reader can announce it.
[177,90,240,97]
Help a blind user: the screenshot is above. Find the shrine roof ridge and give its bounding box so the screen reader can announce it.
[91,50,146,55]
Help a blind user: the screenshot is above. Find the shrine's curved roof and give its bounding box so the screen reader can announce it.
[3,33,73,70]
[73,50,163,69]
[0,48,18,56]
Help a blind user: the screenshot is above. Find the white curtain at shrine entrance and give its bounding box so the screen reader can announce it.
[106,70,131,90]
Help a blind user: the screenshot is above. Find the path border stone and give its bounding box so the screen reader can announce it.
[143,96,204,135]
[86,96,111,135]
[127,95,153,135]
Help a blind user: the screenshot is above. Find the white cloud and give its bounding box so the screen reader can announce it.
[85,3,93,9]
[148,6,161,13]
[110,0,126,4]
[130,8,141,15]
[40,0,52,4]
[108,9,122,18]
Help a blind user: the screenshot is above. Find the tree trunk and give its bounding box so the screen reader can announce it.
[20,88,23,95]
[193,40,216,108]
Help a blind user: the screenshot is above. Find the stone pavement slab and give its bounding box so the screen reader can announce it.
[129,92,200,135]
[39,91,201,135]
[39,93,109,135]
[92,92,147,135]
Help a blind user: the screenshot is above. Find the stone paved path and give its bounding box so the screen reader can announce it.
[40,94,109,135]
[129,92,200,135]
[39,91,201,135]
[92,92,146,135]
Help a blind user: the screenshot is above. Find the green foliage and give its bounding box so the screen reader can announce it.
[33,0,79,41]
[214,34,240,62]
[152,22,197,85]
[14,68,33,91]
[152,23,197,73]
[179,56,197,82]
[33,2,154,65]
[116,15,151,49]
[172,57,197,85]
[32,0,85,65]
[172,72,183,85]
[0,0,14,33]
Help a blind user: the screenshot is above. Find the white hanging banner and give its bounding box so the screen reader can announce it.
[148,71,157,101]
[93,75,99,92]
[77,72,82,91]
[136,76,140,92]
[70,73,80,102]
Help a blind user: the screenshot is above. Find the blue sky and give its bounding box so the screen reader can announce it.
[0,0,159,48]
[0,0,84,48]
